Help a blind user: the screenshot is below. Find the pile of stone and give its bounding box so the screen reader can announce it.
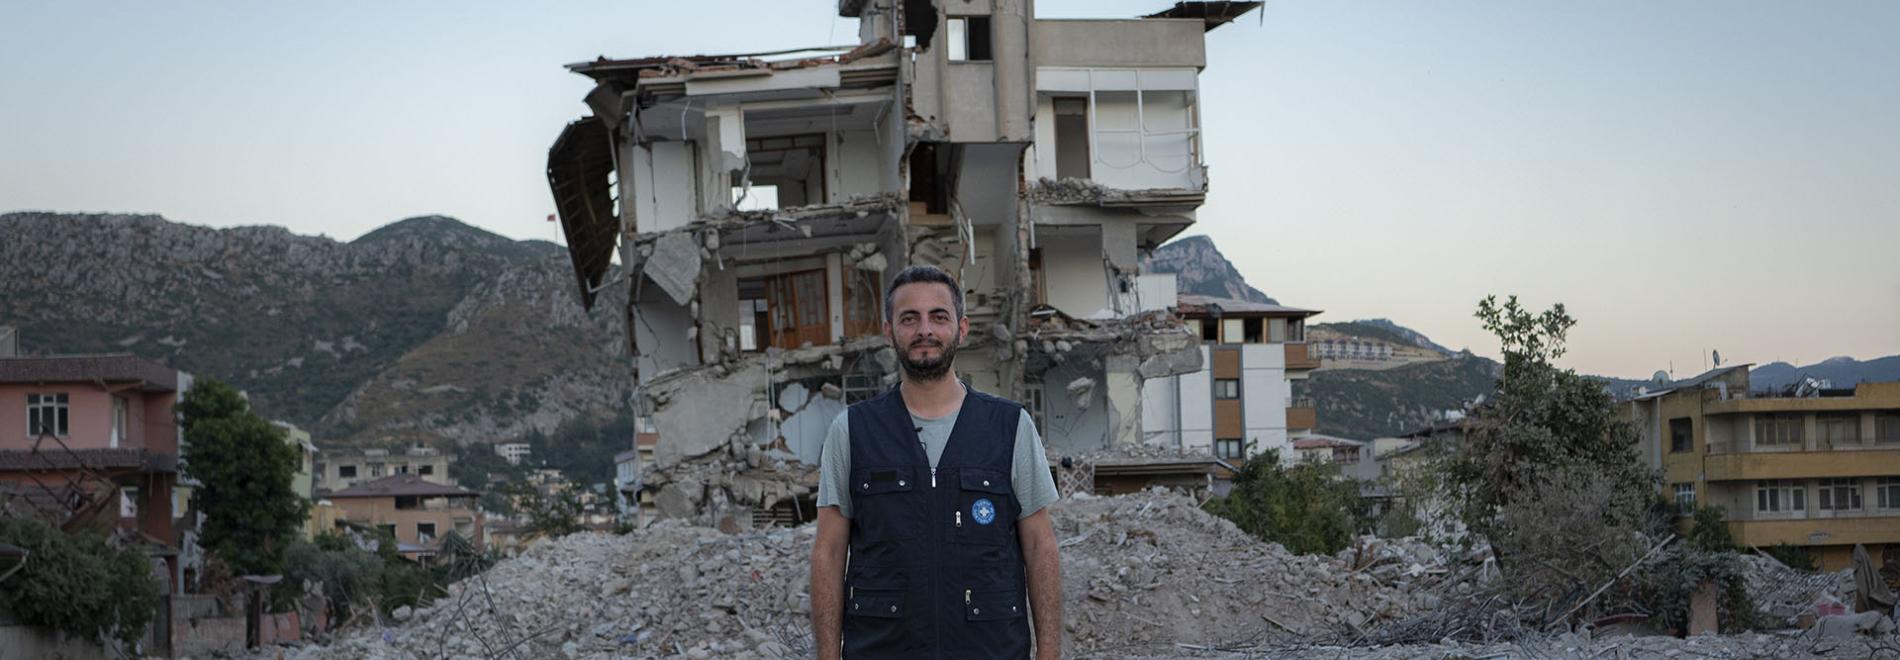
[1735,552,1856,627]
[287,489,1447,659]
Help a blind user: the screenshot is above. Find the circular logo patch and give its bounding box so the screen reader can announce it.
[972,498,997,525]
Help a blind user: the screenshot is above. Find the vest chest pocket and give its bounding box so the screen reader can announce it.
[952,469,1013,545]
[851,467,920,542]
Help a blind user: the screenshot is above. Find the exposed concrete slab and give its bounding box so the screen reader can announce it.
[651,363,768,469]
[646,232,703,305]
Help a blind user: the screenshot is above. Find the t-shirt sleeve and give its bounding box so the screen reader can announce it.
[816,410,853,519]
[1011,409,1059,519]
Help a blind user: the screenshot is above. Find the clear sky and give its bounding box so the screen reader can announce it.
[2,1,1895,377]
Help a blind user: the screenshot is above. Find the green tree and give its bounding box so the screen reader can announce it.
[0,518,160,646]
[181,378,309,575]
[1204,450,1369,555]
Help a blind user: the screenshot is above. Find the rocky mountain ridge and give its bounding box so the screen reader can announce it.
[0,211,632,447]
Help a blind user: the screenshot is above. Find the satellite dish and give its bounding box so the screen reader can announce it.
[1652,371,1672,385]
[1712,350,1722,367]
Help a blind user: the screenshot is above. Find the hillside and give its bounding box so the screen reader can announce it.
[0,211,633,447]
[1301,356,1500,439]
[1310,319,1453,355]
[1749,356,1900,391]
[1143,235,1277,304]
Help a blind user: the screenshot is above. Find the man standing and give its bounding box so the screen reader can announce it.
[810,265,1063,659]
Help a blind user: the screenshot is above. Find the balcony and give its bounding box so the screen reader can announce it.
[1726,515,1900,549]
[1703,448,1900,481]
[1285,342,1321,370]
[1286,401,1317,431]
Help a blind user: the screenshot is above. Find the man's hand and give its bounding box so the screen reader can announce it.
[1019,509,1062,660]
[810,506,849,660]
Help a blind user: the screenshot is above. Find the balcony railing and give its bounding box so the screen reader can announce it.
[1703,448,1900,481]
[1286,404,1317,430]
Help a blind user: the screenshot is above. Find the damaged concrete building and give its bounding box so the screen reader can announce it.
[548,0,1262,528]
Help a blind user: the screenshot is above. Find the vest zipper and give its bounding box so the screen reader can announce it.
[955,510,962,528]
[931,467,937,488]
[965,589,972,606]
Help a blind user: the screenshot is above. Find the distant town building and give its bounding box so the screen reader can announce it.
[1626,365,1900,570]
[321,474,482,561]
[494,442,531,466]
[315,444,451,492]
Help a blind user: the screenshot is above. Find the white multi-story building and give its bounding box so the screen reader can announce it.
[494,442,531,466]
[1142,295,1322,463]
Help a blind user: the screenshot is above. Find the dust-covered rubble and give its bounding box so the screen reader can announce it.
[279,489,1897,660]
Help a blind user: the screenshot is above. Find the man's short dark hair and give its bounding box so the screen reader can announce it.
[884,264,963,322]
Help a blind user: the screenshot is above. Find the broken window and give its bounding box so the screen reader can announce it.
[1818,478,1862,511]
[1214,438,1243,460]
[1669,418,1692,453]
[1672,483,1695,515]
[1053,98,1090,180]
[742,270,831,350]
[946,17,992,61]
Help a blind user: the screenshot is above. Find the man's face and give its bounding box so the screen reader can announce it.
[885,281,968,382]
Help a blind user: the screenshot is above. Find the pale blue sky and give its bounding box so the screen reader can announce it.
[2,1,1895,377]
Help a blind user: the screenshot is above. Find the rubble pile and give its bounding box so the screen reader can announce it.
[1053,490,1439,654]
[1736,553,1856,626]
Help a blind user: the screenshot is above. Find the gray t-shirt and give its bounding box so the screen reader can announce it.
[817,399,1057,521]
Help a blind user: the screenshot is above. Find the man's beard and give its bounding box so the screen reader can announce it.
[896,334,958,382]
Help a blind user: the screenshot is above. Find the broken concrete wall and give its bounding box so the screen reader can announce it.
[1104,354,1142,447]
[696,258,740,363]
[628,140,699,234]
[633,274,700,378]
[649,362,769,470]
[1039,353,1109,453]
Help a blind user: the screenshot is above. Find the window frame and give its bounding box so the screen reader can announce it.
[1669,417,1693,454]
[26,392,70,437]
[1213,379,1240,400]
[1878,477,1900,510]
[1818,478,1862,511]
[1754,479,1805,514]
[1672,483,1696,516]
[1754,415,1803,447]
[1214,438,1244,460]
[338,465,358,479]
[416,522,437,544]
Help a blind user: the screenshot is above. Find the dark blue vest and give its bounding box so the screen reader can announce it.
[843,385,1031,659]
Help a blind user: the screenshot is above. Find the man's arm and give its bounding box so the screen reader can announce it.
[810,506,849,660]
[1019,508,1062,660]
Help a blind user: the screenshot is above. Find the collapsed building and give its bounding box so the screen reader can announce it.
[547,0,1263,528]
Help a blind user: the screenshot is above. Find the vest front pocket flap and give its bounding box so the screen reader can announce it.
[848,592,904,619]
[965,590,1025,621]
[853,467,915,496]
[959,469,1011,494]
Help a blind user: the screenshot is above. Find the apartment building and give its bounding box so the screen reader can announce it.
[1141,295,1322,463]
[0,353,191,591]
[494,442,532,466]
[314,444,451,492]
[323,474,483,560]
[548,1,1259,524]
[1627,365,1900,570]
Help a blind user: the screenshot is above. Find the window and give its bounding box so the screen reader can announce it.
[945,16,992,61]
[1024,384,1045,435]
[1215,438,1244,460]
[338,465,357,479]
[110,396,127,448]
[121,487,140,519]
[1198,318,1217,342]
[419,464,435,476]
[1879,413,1900,444]
[1669,417,1693,453]
[369,463,385,477]
[396,465,411,475]
[1221,319,1243,344]
[1287,318,1305,343]
[1755,480,1805,513]
[1053,97,1090,179]
[1817,415,1859,448]
[1268,318,1288,343]
[1242,318,1263,344]
[416,522,437,544]
[1214,379,1240,400]
[1818,478,1862,511]
[26,393,68,437]
[1879,478,1900,509]
[1673,483,1695,516]
[1755,415,1802,447]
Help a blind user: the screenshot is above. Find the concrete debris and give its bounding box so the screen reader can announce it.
[1025,177,1203,206]
[1066,377,1096,410]
[854,251,887,272]
[645,232,702,305]
[1735,553,1855,627]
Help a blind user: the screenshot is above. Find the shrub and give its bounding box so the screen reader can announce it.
[0,518,160,647]
[1204,450,1370,555]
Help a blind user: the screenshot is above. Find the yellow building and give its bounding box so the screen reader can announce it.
[1627,366,1900,570]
